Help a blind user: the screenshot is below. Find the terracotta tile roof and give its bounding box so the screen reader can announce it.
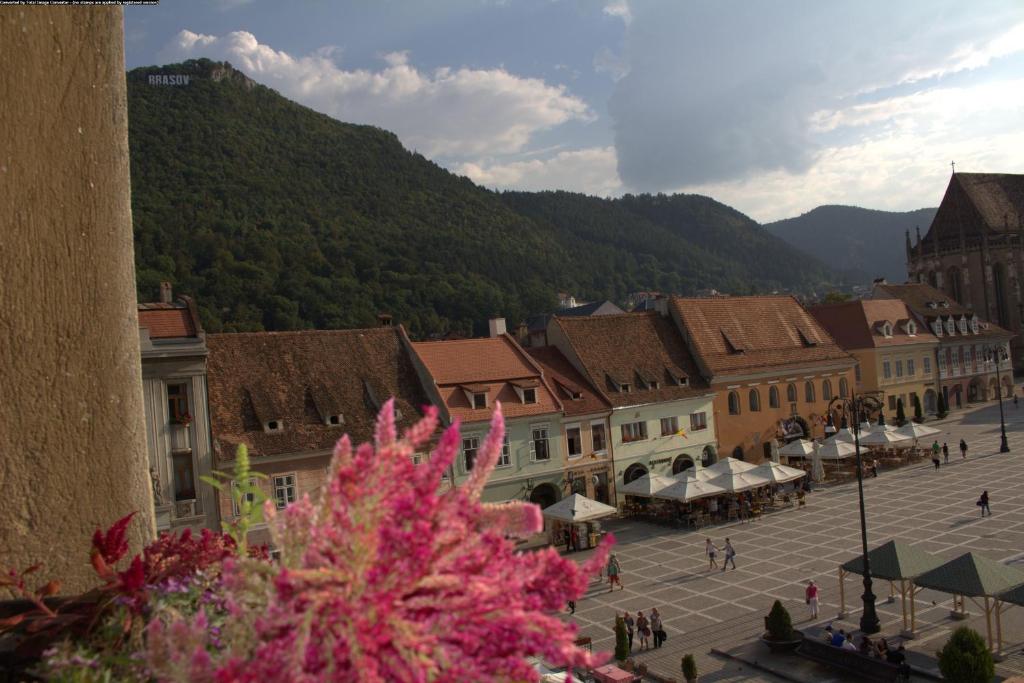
[412,335,561,423]
[809,300,939,350]
[526,346,611,417]
[207,327,430,460]
[138,306,197,339]
[873,283,1013,340]
[669,295,854,376]
[552,312,707,408]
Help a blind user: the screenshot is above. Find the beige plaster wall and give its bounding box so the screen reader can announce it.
[0,8,155,592]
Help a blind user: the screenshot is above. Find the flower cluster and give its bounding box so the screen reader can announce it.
[147,400,612,682]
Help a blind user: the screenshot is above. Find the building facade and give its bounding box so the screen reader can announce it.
[668,296,857,463]
[411,334,566,507]
[872,282,1014,410]
[138,285,219,534]
[547,311,717,505]
[810,299,941,416]
[906,172,1024,369]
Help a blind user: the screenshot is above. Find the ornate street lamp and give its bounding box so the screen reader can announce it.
[984,345,1011,454]
[828,393,882,635]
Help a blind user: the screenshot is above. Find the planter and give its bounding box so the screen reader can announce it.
[760,630,803,654]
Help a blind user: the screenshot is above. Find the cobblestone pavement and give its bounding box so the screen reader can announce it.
[560,400,1024,681]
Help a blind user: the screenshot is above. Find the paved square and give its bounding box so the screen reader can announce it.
[561,401,1024,681]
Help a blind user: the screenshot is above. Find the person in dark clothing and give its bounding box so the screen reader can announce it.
[979,490,991,517]
[569,525,580,552]
[942,442,949,464]
[960,439,968,459]
[567,599,575,614]
[623,611,635,651]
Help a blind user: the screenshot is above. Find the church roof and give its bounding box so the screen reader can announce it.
[923,173,1024,245]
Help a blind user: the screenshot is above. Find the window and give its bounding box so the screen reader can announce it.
[522,388,537,404]
[907,359,915,376]
[951,348,960,375]
[230,478,257,517]
[566,425,582,457]
[932,320,943,336]
[326,413,343,426]
[965,346,973,371]
[854,364,861,382]
[530,425,550,460]
[883,361,892,379]
[970,317,979,334]
[497,435,511,468]
[839,377,849,397]
[264,419,283,433]
[748,389,761,412]
[172,450,197,502]
[412,452,424,465]
[937,351,947,374]
[591,422,607,452]
[822,380,832,401]
[958,318,967,334]
[167,383,190,424]
[786,384,797,402]
[472,393,487,409]
[462,436,480,472]
[621,421,647,443]
[804,381,815,402]
[923,357,931,375]
[620,383,632,393]
[690,412,708,431]
[895,360,904,378]
[881,323,892,338]
[769,385,780,408]
[660,416,679,436]
[945,319,955,335]
[273,474,297,510]
[888,395,897,411]
[906,321,917,335]
[727,391,741,415]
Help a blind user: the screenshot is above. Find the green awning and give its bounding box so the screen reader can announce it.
[913,552,1024,598]
[997,582,1024,606]
[841,540,944,581]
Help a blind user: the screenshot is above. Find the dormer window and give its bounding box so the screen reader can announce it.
[957,317,968,334]
[905,321,916,336]
[621,383,632,393]
[264,420,283,433]
[970,316,979,334]
[880,323,893,338]
[522,388,537,404]
[940,301,950,308]
[945,318,955,335]
[927,301,938,309]
[797,326,819,347]
[325,413,344,427]
[932,320,943,336]
[460,384,490,409]
[510,379,540,404]
[473,393,487,409]
[665,366,689,386]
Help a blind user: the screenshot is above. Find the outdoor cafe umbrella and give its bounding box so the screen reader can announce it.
[541,493,618,523]
[832,427,859,444]
[618,473,677,498]
[778,439,815,458]
[810,441,826,482]
[703,456,758,476]
[815,439,857,459]
[895,422,941,443]
[706,470,770,493]
[748,461,806,484]
[652,477,726,503]
[858,429,913,448]
[676,467,716,482]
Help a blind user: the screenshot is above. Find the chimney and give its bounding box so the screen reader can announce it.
[377,313,393,327]
[488,317,507,338]
[159,281,173,304]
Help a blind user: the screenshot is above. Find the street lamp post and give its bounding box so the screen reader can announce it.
[827,393,882,635]
[984,345,1011,454]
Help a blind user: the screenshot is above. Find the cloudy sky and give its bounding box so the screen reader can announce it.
[125,0,1024,222]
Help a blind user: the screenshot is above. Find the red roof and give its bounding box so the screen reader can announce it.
[526,346,610,417]
[810,300,939,350]
[138,307,197,339]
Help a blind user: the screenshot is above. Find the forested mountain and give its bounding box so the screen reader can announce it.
[765,205,938,284]
[128,59,846,337]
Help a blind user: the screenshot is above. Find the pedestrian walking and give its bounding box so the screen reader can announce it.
[722,538,737,570]
[569,525,580,552]
[960,439,968,459]
[705,537,719,570]
[607,554,623,591]
[978,490,991,517]
[942,442,950,464]
[931,440,941,469]
[636,611,651,651]
[567,599,575,614]
[650,608,664,648]
[1014,394,1019,409]
[871,459,879,478]
[805,580,819,619]
[563,526,571,550]
[623,611,635,651]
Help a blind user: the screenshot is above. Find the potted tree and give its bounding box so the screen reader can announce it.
[760,600,802,653]
[895,398,906,427]
[937,392,948,419]
[681,653,698,683]
[912,394,924,423]
[937,627,994,683]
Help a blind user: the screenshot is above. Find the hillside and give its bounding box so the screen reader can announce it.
[765,205,937,284]
[128,59,846,337]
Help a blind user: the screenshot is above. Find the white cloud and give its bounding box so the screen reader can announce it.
[900,21,1024,84]
[603,0,632,26]
[593,46,629,82]
[455,147,623,197]
[163,30,593,158]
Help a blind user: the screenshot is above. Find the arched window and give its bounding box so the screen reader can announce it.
[822,379,833,401]
[786,384,797,402]
[731,446,744,461]
[839,377,849,398]
[769,385,780,409]
[728,391,741,415]
[805,381,816,402]
[749,388,761,412]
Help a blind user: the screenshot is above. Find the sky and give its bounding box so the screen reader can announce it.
[125,0,1024,223]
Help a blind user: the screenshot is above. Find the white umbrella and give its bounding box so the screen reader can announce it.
[895,422,941,440]
[832,427,858,444]
[541,493,618,523]
[703,456,758,476]
[675,467,716,482]
[706,470,770,493]
[749,461,806,484]
[778,439,815,457]
[815,439,858,460]
[652,477,726,502]
[811,441,826,482]
[858,421,875,434]
[858,429,913,448]
[618,473,677,497]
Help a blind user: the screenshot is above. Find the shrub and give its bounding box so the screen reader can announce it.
[765,600,794,641]
[937,627,994,683]
[681,653,698,680]
[615,615,630,662]
[937,392,948,418]
[913,394,923,422]
[895,398,906,426]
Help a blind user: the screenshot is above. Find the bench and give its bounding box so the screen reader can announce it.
[796,637,907,682]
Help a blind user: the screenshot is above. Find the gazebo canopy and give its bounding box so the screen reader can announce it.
[652,477,726,502]
[541,493,618,523]
[778,439,815,457]
[619,473,677,497]
[706,470,770,493]
[841,540,944,581]
[703,456,758,475]
[999,582,1024,606]
[748,461,805,483]
[913,552,1024,598]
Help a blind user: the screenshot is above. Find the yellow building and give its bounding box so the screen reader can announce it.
[810,300,940,418]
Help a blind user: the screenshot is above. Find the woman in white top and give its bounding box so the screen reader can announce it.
[705,537,719,570]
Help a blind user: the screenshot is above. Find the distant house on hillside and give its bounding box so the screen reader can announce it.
[522,301,625,347]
